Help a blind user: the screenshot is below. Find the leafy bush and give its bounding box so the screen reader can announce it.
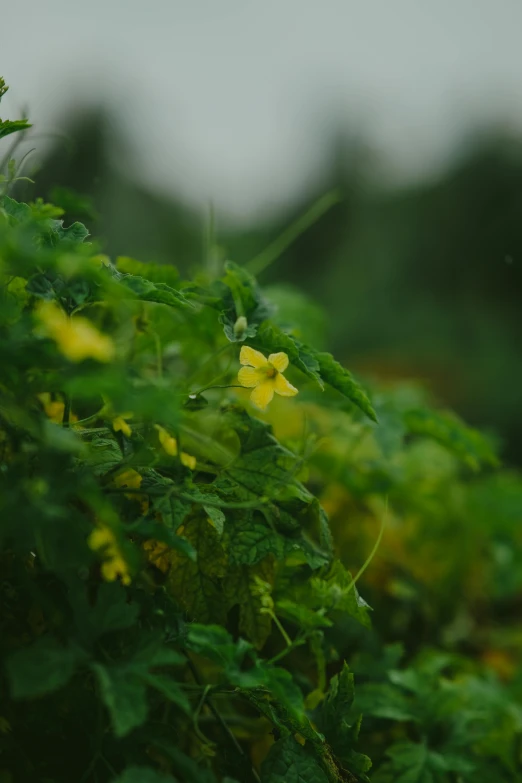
[1,78,521,783]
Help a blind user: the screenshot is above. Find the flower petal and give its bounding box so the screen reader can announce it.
[274,373,298,397]
[250,380,275,411]
[240,345,267,368]
[268,352,289,372]
[180,451,197,470]
[238,366,263,388]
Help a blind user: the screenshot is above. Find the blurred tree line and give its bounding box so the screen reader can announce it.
[21,110,522,464]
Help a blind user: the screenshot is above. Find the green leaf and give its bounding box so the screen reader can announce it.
[116,255,180,286]
[203,503,226,537]
[144,673,191,714]
[184,624,258,687]
[374,742,448,783]
[253,322,323,385]
[0,118,31,140]
[312,351,377,422]
[1,194,32,223]
[93,643,189,738]
[167,516,227,623]
[261,736,330,783]
[223,558,274,649]
[92,664,149,737]
[25,272,56,300]
[263,666,305,718]
[5,637,84,699]
[72,582,140,643]
[403,407,498,469]
[219,311,258,342]
[112,267,193,309]
[223,511,284,565]
[317,662,372,781]
[112,767,176,783]
[185,623,245,666]
[353,682,416,722]
[134,517,197,561]
[220,408,308,506]
[309,560,371,628]
[275,599,333,630]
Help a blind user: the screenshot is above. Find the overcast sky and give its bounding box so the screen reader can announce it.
[3,0,522,222]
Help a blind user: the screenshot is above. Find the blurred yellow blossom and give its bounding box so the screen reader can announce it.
[38,392,78,424]
[88,525,131,585]
[154,424,196,469]
[112,413,133,437]
[238,346,298,411]
[36,301,115,363]
[113,468,148,512]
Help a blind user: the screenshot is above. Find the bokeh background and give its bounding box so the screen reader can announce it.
[3,0,522,462]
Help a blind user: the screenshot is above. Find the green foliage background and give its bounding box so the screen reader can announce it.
[1,79,522,783]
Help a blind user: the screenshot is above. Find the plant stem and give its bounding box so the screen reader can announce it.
[246,189,341,276]
[187,658,262,783]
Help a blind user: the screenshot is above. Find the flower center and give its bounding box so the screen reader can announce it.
[265,365,277,379]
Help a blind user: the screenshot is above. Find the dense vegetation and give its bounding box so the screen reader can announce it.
[1,78,522,783]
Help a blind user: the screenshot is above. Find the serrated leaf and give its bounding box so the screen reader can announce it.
[167,516,227,623]
[5,637,85,699]
[253,322,323,385]
[25,272,56,300]
[313,351,377,422]
[1,194,31,223]
[223,558,274,649]
[116,271,193,309]
[261,736,330,783]
[39,217,90,247]
[317,663,372,781]
[223,511,284,565]
[310,560,371,628]
[221,408,308,503]
[0,118,32,140]
[116,255,180,286]
[84,436,122,475]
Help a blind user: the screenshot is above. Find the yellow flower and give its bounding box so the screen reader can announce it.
[154,425,196,469]
[37,392,78,424]
[238,346,298,411]
[113,468,142,491]
[88,525,131,585]
[113,468,149,512]
[113,413,133,437]
[36,301,115,363]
